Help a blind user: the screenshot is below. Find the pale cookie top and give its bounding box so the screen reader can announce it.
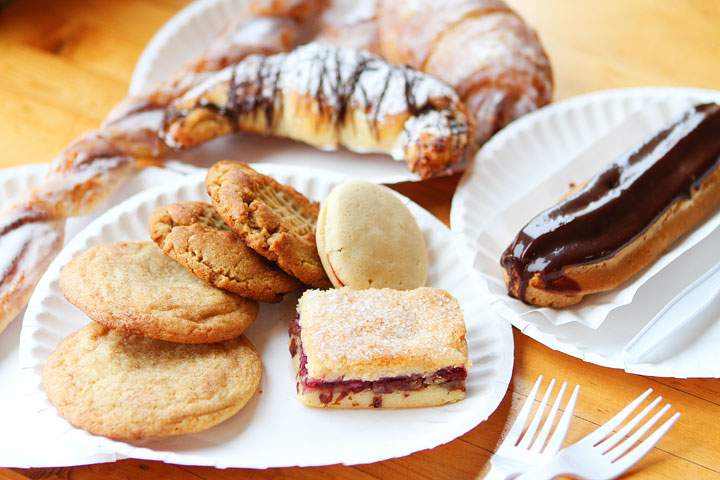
[43,323,261,440]
[297,287,470,381]
[59,241,258,344]
[149,201,302,303]
[316,180,428,289]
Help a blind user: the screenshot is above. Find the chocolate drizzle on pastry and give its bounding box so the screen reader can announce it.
[501,103,720,303]
[210,44,463,136]
[162,42,472,179]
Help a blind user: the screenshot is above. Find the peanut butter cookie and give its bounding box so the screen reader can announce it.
[149,201,302,303]
[206,161,330,287]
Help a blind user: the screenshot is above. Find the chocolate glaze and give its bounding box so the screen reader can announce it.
[501,103,720,302]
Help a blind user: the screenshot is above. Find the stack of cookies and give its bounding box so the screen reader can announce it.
[44,240,263,440]
[43,161,335,440]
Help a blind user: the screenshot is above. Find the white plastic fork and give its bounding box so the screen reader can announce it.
[516,388,680,480]
[486,376,580,480]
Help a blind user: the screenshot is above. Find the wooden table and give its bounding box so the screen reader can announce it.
[1,1,719,479]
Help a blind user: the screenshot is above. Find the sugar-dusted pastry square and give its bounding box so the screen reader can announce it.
[289,287,471,408]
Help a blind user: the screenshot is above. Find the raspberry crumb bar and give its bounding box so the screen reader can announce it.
[289,287,471,408]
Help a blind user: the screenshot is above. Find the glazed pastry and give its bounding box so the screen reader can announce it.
[0,2,326,334]
[162,42,473,180]
[104,0,329,125]
[501,103,720,307]
[375,0,553,146]
[289,288,471,408]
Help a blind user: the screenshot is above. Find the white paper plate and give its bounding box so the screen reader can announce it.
[18,164,513,468]
[451,86,720,378]
[128,0,428,183]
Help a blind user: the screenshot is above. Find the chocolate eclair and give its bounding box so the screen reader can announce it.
[502,102,720,307]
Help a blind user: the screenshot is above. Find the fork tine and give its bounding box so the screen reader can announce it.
[597,396,662,454]
[605,404,671,462]
[529,381,567,453]
[543,383,580,455]
[583,388,653,445]
[505,375,544,445]
[518,378,556,448]
[612,411,680,470]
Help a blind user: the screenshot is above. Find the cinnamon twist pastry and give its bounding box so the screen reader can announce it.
[0,125,162,332]
[0,2,327,334]
[162,42,473,179]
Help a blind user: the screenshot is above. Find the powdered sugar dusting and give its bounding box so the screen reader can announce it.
[297,287,470,381]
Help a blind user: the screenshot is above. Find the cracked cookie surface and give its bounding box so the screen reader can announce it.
[43,322,261,440]
[149,201,302,303]
[206,161,330,287]
[59,241,258,343]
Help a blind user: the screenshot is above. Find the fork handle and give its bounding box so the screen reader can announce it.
[515,461,569,480]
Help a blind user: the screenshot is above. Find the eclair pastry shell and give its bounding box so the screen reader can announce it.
[505,164,720,307]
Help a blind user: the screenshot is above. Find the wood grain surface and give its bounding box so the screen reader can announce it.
[1,0,719,479]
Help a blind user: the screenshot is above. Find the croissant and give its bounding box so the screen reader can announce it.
[162,42,473,179]
[375,0,553,146]
[0,2,327,334]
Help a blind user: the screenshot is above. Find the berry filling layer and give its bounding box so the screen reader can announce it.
[289,316,467,406]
